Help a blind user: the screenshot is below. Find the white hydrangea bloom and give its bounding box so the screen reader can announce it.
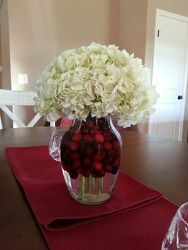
[34,42,158,127]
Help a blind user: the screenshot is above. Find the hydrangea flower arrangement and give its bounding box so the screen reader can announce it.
[34,42,158,128]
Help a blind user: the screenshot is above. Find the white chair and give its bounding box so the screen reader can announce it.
[0,89,55,129]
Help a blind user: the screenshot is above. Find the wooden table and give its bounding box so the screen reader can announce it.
[0,127,188,249]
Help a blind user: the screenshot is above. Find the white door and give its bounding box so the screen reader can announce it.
[149,9,188,141]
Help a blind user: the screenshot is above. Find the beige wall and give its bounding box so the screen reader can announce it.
[109,0,120,45]
[6,0,110,91]
[0,0,12,127]
[0,0,11,89]
[119,0,148,61]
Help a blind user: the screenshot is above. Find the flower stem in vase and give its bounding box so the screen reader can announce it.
[97,177,103,194]
[79,175,85,200]
[88,175,95,193]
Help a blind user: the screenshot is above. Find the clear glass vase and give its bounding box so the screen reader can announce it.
[60,115,122,205]
[49,118,73,162]
[161,202,188,249]
[49,127,65,162]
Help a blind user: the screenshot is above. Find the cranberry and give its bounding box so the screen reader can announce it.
[92,142,99,152]
[113,159,120,168]
[104,165,112,173]
[81,128,89,134]
[61,155,72,165]
[90,127,100,134]
[103,155,113,164]
[113,140,120,150]
[61,140,70,149]
[84,146,93,156]
[82,169,90,177]
[72,134,82,142]
[78,141,85,153]
[70,142,79,151]
[83,157,91,166]
[107,148,115,157]
[94,152,105,161]
[104,142,112,150]
[73,160,81,169]
[87,120,95,128]
[103,132,112,141]
[83,135,94,143]
[95,134,104,143]
[92,161,102,171]
[71,152,80,160]
[63,131,73,141]
[98,169,105,177]
[91,171,100,178]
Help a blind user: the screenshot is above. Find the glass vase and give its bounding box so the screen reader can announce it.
[60,115,122,205]
[49,127,65,162]
[161,202,188,249]
[49,118,73,162]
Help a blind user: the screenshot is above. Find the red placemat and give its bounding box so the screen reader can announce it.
[5,146,178,250]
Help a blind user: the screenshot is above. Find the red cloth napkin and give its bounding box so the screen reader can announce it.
[5,146,178,250]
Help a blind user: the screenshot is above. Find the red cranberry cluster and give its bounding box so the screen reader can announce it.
[60,116,121,179]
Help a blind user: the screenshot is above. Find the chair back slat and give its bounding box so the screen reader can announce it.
[0,105,26,127]
[0,89,43,129]
[0,90,37,105]
[27,113,42,127]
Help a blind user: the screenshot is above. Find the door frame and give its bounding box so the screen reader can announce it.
[150,9,188,141]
